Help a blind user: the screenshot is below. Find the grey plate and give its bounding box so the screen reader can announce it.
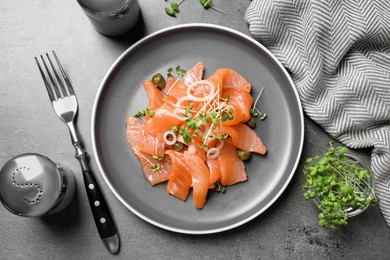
[91,24,304,234]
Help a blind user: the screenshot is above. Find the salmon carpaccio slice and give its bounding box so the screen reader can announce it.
[163,62,205,101]
[144,105,182,141]
[126,117,171,186]
[218,138,247,186]
[143,80,165,110]
[221,88,253,126]
[180,62,205,86]
[221,123,267,155]
[165,150,192,201]
[164,75,187,101]
[206,158,221,188]
[213,68,252,92]
[184,151,210,209]
[138,126,165,158]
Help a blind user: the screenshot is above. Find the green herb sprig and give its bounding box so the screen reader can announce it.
[200,0,225,14]
[167,66,187,77]
[213,181,226,194]
[165,0,185,17]
[303,142,378,229]
[164,0,224,17]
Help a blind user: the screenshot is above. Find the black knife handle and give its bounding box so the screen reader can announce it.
[82,169,117,239]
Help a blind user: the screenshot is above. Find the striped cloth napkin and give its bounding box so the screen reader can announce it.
[245,0,390,226]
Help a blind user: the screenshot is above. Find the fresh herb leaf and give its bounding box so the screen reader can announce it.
[134,109,145,117]
[152,155,164,161]
[199,0,225,14]
[260,113,267,120]
[150,163,161,171]
[200,0,213,8]
[171,2,179,11]
[213,182,226,194]
[176,65,187,76]
[165,0,184,16]
[165,7,176,17]
[148,109,155,117]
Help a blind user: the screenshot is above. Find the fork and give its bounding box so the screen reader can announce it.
[35,51,119,254]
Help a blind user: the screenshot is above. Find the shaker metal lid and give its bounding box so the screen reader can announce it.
[0,153,65,217]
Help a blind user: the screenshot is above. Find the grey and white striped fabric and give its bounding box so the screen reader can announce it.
[246,0,390,226]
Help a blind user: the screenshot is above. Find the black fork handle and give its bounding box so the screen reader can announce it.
[78,153,120,254]
[67,122,119,254]
[82,168,117,238]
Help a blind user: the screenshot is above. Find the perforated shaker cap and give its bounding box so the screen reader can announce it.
[0,153,65,217]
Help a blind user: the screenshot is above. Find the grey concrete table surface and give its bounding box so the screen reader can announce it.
[1,0,389,259]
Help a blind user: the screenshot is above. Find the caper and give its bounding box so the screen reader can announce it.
[173,142,184,152]
[237,150,251,161]
[151,73,166,89]
[245,117,256,129]
[169,125,179,134]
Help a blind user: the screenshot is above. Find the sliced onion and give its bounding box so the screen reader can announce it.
[163,131,176,146]
[176,96,192,108]
[173,108,187,121]
[204,137,224,152]
[186,80,215,102]
[198,122,210,136]
[187,145,197,155]
[207,148,220,159]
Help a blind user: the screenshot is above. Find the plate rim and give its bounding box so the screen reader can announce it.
[91,23,305,234]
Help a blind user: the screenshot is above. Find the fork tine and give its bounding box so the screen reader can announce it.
[52,51,75,96]
[46,52,68,97]
[35,56,55,102]
[40,54,62,100]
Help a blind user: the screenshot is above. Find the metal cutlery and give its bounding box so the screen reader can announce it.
[35,51,120,254]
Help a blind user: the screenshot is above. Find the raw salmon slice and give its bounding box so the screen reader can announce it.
[221,123,267,155]
[215,68,252,92]
[137,126,165,157]
[165,150,192,201]
[218,137,247,186]
[221,87,253,126]
[163,62,205,100]
[144,105,182,141]
[126,117,171,186]
[181,62,205,86]
[184,151,210,209]
[206,158,221,188]
[143,80,165,110]
[164,75,187,101]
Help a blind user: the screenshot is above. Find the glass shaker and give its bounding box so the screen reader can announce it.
[76,0,140,37]
[0,153,76,217]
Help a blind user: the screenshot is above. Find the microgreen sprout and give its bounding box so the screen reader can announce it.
[213,182,226,194]
[176,65,187,76]
[152,155,164,161]
[150,163,161,171]
[250,87,267,120]
[147,109,155,117]
[199,0,225,14]
[135,152,161,172]
[134,109,145,117]
[164,0,225,17]
[165,0,185,17]
[303,142,378,229]
[180,127,192,143]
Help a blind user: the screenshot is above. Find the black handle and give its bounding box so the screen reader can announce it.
[82,169,117,239]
